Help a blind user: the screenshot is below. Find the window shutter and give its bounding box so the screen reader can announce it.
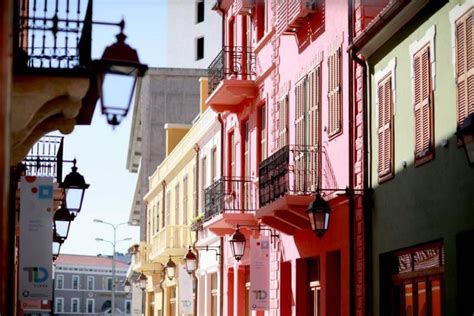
[378,75,393,178]
[308,66,321,189]
[328,48,342,137]
[456,11,474,125]
[278,95,289,149]
[295,80,305,146]
[414,46,432,160]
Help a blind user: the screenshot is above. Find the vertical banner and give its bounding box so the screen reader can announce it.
[250,235,270,310]
[179,264,194,314]
[19,176,54,311]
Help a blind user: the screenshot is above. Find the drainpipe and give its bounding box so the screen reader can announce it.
[159,263,165,315]
[350,31,373,316]
[214,0,225,47]
[162,181,166,229]
[348,1,355,315]
[193,144,200,316]
[217,113,224,316]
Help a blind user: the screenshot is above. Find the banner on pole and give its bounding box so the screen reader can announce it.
[19,176,54,310]
[250,235,270,310]
[178,264,194,314]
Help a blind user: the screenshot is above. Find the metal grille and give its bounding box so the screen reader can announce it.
[22,135,64,182]
[258,144,320,207]
[204,176,256,221]
[208,46,256,95]
[15,0,92,71]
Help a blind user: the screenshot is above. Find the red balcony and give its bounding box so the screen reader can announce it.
[275,0,319,35]
[203,177,257,236]
[257,145,321,234]
[206,46,257,113]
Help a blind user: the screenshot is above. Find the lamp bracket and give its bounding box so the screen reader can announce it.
[315,186,365,197]
[236,224,280,244]
[193,245,221,260]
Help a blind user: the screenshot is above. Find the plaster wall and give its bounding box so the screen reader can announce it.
[368,1,474,314]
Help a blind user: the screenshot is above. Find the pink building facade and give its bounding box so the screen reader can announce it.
[202,0,371,315]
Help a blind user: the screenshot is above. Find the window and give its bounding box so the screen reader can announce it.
[106,277,113,291]
[87,276,94,290]
[413,44,434,164]
[201,156,207,210]
[381,241,444,316]
[71,298,80,313]
[55,298,64,313]
[454,8,474,126]
[229,132,236,177]
[166,191,171,226]
[196,37,204,61]
[277,95,289,149]
[210,273,218,316]
[377,74,394,181]
[169,286,177,316]
[175,184,180,225]
[307,66,322,190]
[255,0,266,41]
[183,176,188,225]
[196,0,204,23]
[310,281,321,316]
[72,275,80,289]
[295,79,306,146]
[156,200,160,233]
[260,105,267,160]
[56,274,64,289]
[211,147,217,182]
[243,120,250,209]
[328,46,342,137]
[86,298,94,313]
[193,165,197,217]
[125,300,132,314]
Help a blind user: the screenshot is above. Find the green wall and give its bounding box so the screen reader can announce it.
[368,1,474,315]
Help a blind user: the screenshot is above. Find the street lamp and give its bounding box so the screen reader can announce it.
[53,204,74,241]
[138,273,147,316]
[94,219,131,316]
[306,192,331,237]
[184,248,197,274]
[123,279,131,293]
[95,27,148,126]
[165,257,177,280]
[59,159,89,216]
[229,228,246,261]
[457,113,474,167]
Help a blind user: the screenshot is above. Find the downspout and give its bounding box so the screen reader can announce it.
[347,1,355,316]
[159,263,165,315]
[193,144,200,316]
[161,181,166,315]
[217,113,224,316]
[351,41,372,316]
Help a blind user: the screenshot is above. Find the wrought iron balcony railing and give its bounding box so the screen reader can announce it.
[14,0,92,73]
[208,46,256,95]
[204,176,256,222]
[259,145,321,208]
[22,135,64,183]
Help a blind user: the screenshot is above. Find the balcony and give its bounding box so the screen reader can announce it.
[11,0,98,164]
[206,46,257,113]
[149,225,191,262]
[130,242,160,274]
[275,0,320,35]
[257,145,321,234]
[203,177,257,236]
[234,0,256,15]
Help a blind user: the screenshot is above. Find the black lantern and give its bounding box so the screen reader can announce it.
[229,228,246,261]
[52,230,64,261]
[96,29,148,126]
[457,113,474,167]
[306,193,331,237]
[138,273,147,291]
[124,279,131,293]
[53,204,75,240]
[59,160,89,215]
[184,248,197,274]
[165,257,177,280]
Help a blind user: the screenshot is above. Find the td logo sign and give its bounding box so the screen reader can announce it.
[23,267,48,283]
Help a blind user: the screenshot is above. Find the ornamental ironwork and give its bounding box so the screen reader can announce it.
[22,135,64,183]
[207,46,256,95]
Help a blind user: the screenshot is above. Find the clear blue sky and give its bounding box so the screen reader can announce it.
[59,0,166,256]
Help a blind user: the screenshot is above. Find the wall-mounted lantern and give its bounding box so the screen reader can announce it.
[59,159,89,216]
[306,192,331,237]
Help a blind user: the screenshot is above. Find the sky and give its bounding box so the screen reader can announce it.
[59,0,166,256]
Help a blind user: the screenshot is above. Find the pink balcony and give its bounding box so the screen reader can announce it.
[257,145,321,234]
[206,46,258,113]
[234,0,256,15]
[275,0,319,35]
[203,177,258,236]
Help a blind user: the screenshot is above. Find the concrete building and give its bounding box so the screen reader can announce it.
[166,0,222,68]
[53,254,131,315]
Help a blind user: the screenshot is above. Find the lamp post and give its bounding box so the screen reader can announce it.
[138,273,147,316]
[94,219,131,316]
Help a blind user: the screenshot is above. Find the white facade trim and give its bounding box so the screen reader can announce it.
[449,0,474,78]
[86,298,95,313]
[55,297,64,313]
[71,298,80,313]
[409,24,436,102]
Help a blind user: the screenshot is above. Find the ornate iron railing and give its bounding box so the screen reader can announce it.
[204,176,256,222]
[208,46,256,95]
[258,144,321,207]
[22,135,64,183]
[14,0,92,72]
